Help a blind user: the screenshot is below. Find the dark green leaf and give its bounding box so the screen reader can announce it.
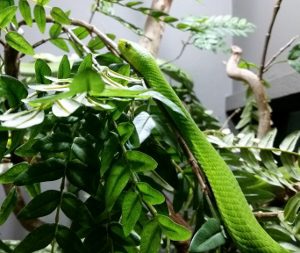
[13,224,56,253]
[87,37,105,51]
[50,7,70,24]
[35,59,52,84]
[100,134,119,176]
[157,214,191,241]
[50,38,69,52]
[189,218,225,252]
[284,192,300,223]
[14,158,65,185]
[117,122,134,144]
[126,150,157,172]
[56,225,87,253]
[49,23,62,38]
[140,219,161,253]
[288,44,300,73]
[5,31,34,55]
[34,4,46,33]
[0,74,28,107]
[71,137,99,166]
[0,5,17,28]
[18,190,60,219]
[72,27,89,40]
[105,160,130,211]
[137,182,164,205]
[0,131,8,160]
[70,69,105,95]
[0,187,17,225]
[19,0,32,26]
[58,55,71,78]
[122,191,142,236]
[0,162,28,184]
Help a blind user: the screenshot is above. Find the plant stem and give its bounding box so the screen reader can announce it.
[258,0,283,80]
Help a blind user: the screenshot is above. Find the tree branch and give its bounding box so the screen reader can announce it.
[139,0,173,56]
[226,46,271,138]
[258,0,283,80]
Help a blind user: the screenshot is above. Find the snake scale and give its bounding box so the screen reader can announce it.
[118,39,288,253]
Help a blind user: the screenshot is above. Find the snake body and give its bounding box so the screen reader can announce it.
[118,40,288,253]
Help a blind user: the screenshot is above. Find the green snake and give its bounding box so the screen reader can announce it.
[118,40,289,253]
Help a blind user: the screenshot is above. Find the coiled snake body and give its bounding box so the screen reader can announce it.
[118,39,288,253]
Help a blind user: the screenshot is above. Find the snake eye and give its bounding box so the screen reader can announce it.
[125,42,131,49]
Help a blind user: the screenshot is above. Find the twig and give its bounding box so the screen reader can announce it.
[263,35,299,73]
[221,108,241,130]
[19,38,53,58]
[226,45,271,139]
[258,0,283,80]
[139,0,173,56]
[0,39,5,47]
[254,210,282,220]
[89,0,101,24]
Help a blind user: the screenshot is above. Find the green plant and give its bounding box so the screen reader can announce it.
[0,0,298,252]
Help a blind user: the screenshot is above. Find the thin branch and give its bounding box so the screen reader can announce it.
[226,46,271,138]
[263,35,299,73]
[0,39,5,47]
[258,0,283,80]
[19,38,53,58]
[221,108,241,130]
[139,0,173,56]
[89,0,101,24]
[254,211,282,220]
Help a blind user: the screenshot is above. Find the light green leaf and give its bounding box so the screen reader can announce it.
[35,59,52,84]
[78,54,93,73]
[36,0,50,5]
[34,4,46,33]
[258,129,277,148]
[0,110,44,129]
[157,214,191,241]
[58,55,71,79]
[5,31,34,55]
[50,38,69,52]
[13,224,56,253]
[0,187,17,225]
[117,122,134,144]
[87,37,105,51]
[18,190,60,219]
[122,191,142,236]
[0,5,17,28]
[72,27,89,40]
[126,150,157,172]
[133,111,156,144]
[189,218,225,252]
[140,219,161,253]
[19,0,32,26]
[279,130,300,152]
[52,98,81,117]
[49,23,62,38]
[137,182,164,205]
[0,162,29,184]
[284,192,300,223]
[50,7,70,25]
[105,160,130,211]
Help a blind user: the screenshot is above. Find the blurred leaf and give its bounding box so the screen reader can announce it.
[0,5,17,28]
[288,44,300,73]
[72,27,89,40]
[122,191,142,236]
[258,129,277,148]
[87,37,105,51]
[100,134,119,176]
[35,59,52,84]
[37,0,50,5]
[189,218,225,252]
[19,0,32,26]
[284,192,300,223]
[5,31,34,55]
[78,54,93,73]
[34,4,46,33]
[49,23,62,38]
[0,131,8,160]
[0,187,17,225]
[13,224,56,253]
[279,130,300,152]
[0,162,29,184]
[52,98,81,117]
[117,122,134,144]
[50,7,70,24]
[50,38,69,52]
[126,150,157,172]
[137,182,164,205]
[133,111,156,144]
[58,55,71,79]
[18,190,60,219]
[140,219,161,253]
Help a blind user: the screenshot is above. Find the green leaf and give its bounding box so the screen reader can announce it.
[34,4,46,33]
[49,23,62,38]
[117,122,134,144]
[13,224,56,253]
[70,69,105,94]
[189,218,225,252]
[50,38,69,52]
[87,36,105,51]
[0,131,8,160]
[126,150,157,172]
[122,191,142,236]
[137,182,164,205]
[52,98,81,117]
[71,137,99,166]
[61,192,93,226]
[100,134,119,176]
[0,5,17,28]
[284,192,300,223]
[58,55,71,79]
[279,130,300,152]
[18,190,60,219]
[0,110,44,129]
[258,128,277,148]
[288,44,300,73]
[0,187,17,225]
[105,160,130,211]
[157,214,191,241]
[0,162,29,184]
[37,0,50,5]
[78,54,93,73]
[72,27,89,40]
[14,158,65,185]
[0,74,28,107]
[133,111,156,144]
[140,219,161,253]
[35,59,52,84]
[19,0,32,26]
[5,31,34,55]
[50,7,70,24]
[56,225,87,253]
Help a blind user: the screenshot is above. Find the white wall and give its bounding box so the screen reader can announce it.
[0,0,232,239]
